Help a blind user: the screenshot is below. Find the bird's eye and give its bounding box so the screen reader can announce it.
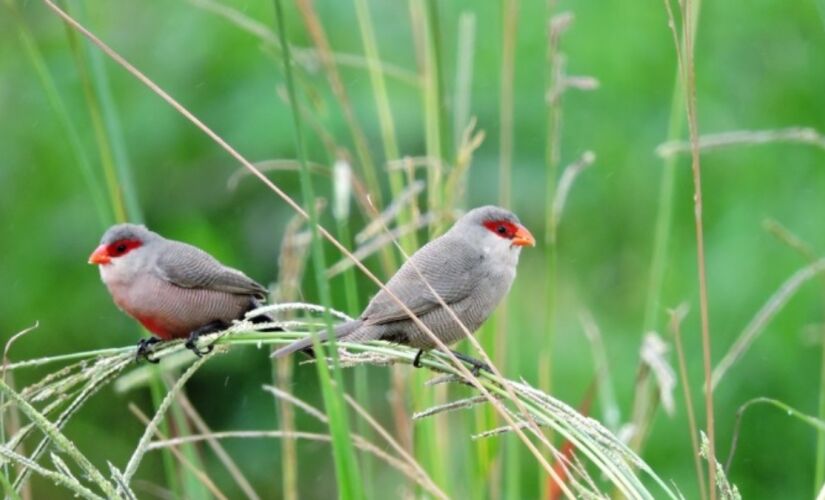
[496,226,507,235]
[115,244,127,253]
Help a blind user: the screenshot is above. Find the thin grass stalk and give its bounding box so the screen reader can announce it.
[147,430,436,494]
[39,8,573,495]
[343,394,448,500]
[163,380,210,498]
[670,306,708,500]
[542,8,567,426]
[1,323,38,495]
[349,3,417,473]
[0,468,22,500]
[761,219,825,494]
[453,12,475,156]
[271,212,315,500]
[425,0,451,164]
[12,354,132,493]
[128,405,229,500]
[147,372,183,495]
[332,160,376,497]
[410,0,444,230]
[642,77,684,333]
[499,0,518,211]
[176,393,260,500]
[726,397,825,478]
[677,0,715,495]
[497,21,520,498]
[408,0,448,489]
[73,0,142,221]
[5,0,110,227]
[0,379,117,497]
[352,0,418,253]
[271,1,364,497]
[0,446,102,500]
[121,353,213,484]
[60,4,127,223]
[634,0,702,456]
[293,0,385,211]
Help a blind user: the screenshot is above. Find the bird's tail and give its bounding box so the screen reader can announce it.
[271,319,363,359]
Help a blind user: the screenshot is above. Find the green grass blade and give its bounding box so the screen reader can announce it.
[271,1,365,498]
[0,378,118,497]
[5,0,111,227]
[74,0,143,222]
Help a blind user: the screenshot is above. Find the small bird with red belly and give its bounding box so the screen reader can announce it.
[272,205,535,371]
[89,224,271,362]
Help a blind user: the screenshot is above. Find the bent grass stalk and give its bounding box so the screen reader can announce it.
[3,320,676,498]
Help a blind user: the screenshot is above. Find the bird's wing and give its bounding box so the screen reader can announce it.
[154,242,268,299]
[362,236,481,325]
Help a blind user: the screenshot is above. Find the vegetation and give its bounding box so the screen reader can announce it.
[1,0,824,498]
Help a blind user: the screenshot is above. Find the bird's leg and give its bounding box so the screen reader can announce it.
[450,350,491,376]
[135,337,161,364]
[185,321,226,357]
[412,349,425,368]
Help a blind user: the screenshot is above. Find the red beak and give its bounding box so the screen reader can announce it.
[88,244,111,265]
[512,224,536,247]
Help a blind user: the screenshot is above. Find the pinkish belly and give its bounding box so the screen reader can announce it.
[109,277,247,340]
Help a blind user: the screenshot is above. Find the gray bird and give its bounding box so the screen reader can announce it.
[271,205,535,370]
[89,224,272,362]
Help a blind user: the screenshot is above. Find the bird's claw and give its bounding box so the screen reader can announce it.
[184,338,214,357]
[135,337,161,364]
[469,361,491,377]
[412,349,425,368]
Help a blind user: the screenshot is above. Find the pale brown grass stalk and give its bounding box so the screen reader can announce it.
[175,393,259,500]
[661,0,715,496]
[129,404,228,500]
[670,305,708,500]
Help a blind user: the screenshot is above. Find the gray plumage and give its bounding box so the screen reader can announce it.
[94,223,268,340]
[272,205,534,358]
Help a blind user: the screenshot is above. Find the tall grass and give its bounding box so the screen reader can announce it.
[271,0,365,497]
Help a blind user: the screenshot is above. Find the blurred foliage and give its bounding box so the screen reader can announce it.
[1,0,824,498]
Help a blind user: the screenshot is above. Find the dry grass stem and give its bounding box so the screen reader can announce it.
[128,404,228,500]
[343,394,448,499]
[712,258,825,389]
[656,127,825,157]
[549,151,596,243]
[176,394,259,500]
[669,304,708,500]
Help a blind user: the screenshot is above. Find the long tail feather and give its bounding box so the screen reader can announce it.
[271,319,363,359]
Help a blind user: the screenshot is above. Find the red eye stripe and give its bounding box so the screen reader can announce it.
[483,220,518,239]
[106,239,143,257]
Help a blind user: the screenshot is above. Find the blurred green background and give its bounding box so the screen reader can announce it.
[1,0,825,498]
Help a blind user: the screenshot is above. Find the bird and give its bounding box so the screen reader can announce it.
[89,223,272,362]
[271,205,535,371]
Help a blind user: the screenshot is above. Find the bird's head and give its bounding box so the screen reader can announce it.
[454,205,535,253]
[88,223,159,267]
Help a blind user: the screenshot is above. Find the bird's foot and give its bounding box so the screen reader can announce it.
[412,349,425,368]
[185,321,225,357]
[135,337,161,364]
[450,350,491,376]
